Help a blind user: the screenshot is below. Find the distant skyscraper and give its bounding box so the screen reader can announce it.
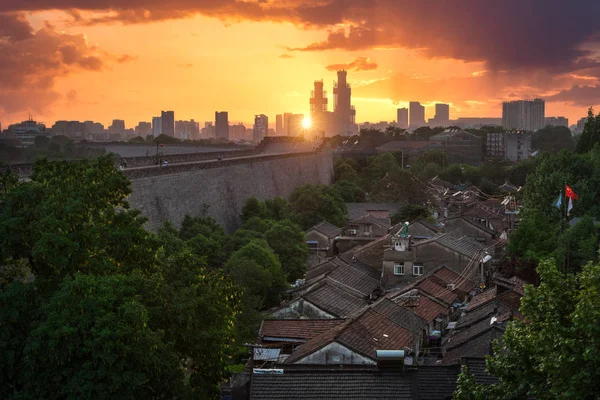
[276,114,284,135]
[229,123,247,141]
[175,120,200,140]
[215,112,229,140]
[152,116,162,136]
[202,122,215,138]
[253,114,268,142]
[161,111,175,137]
[108,119,125,141]
[409,101,425,128]
[397,108,408,129]
[545,116,569,127]
[283,113,293,136]
[502,99,545,131]
[435,103,450,121]
[135,122,152,137]
[286,114,304,136]
[333,70,357,135]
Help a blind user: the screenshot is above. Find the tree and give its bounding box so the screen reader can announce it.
[264,196,289,220]
[334,162,359,183]
[534,125,576,154]
[576,108,600,154]
[391,204,430,225]
[178,215,228,267]
[265,220,308,282]
[460,260,600,399]
[334,180,367,202]
[241,197,270,222]
[0,157,242,399]
[453,366,486,400]
[439,164,464,184]
[289,184,347,229]
[463,165,483,186]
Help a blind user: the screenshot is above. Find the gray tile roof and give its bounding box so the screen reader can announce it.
[443,328,504,365]
[346,202,404,220]
[251,370,415,400]
[416,365,461,400]
[372,298,428,334]
[310,221,342,238]
[303,281,368,318]
[463,357,499,385]
[415,234,486,258]
[349,213,392,228]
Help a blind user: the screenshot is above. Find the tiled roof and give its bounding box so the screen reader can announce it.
[444,314,506,353]
[430,129,479,141]
[443,327,504,365]
[260,319,347,341]
[286,308,414,364]
[463,357,499,385]
[341,234,391,270]
[303,281,368,318]
[251,370,415,400]
[327,263,380,296]
[336,254,381,281]
[416,234,486,259]
[455,301,499,330]
[305,259,338,281]
[349,213,392,229]
[433,267,476,296]
[310,221,342,238]
[466,287,497,311]
[416,365,461,400]
[416,277,458,306]
[372,299,428,334]
[442,216,497,236]
[346,203,403,221]
[397,294,449,323]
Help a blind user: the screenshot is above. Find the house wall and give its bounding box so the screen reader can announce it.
[306,230,333,267]
[443,219,494,244]
[348,222,387,238]
[408,222,437,238]
[294,342,375,365]
[270,298,335,319]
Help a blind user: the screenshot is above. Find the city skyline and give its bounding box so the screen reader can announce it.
[1,2,599,127]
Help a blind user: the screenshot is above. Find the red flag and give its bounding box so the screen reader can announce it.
[565,185,578,200]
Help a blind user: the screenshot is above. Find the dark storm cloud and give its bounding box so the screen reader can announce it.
[0,13,131,115]
[2,0,600,72]
[326,57,377,72]
[546,84,600,106]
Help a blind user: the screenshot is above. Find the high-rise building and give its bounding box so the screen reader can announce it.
[161,111,175,137]
[135,122,152,137]
[215,112,229,140]
[253,114,268,142]
[397,108,408,129]
[333,70,357,135]
[285,114,304,136]
[152,116,162,136]
[229,123,247,141]
[409,101,426,128]
[545,116,569,127]
[108,120,125,141]
[202,122,215,138]
[276,114,284,136]
[9,116,49,147]
[175,120,200,140]
[502,99,545,131]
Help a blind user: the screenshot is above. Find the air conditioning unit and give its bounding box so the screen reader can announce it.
[447,283,456,291]
[364,232,371,236]
[349,229,357,235]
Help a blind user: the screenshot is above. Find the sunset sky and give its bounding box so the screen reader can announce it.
[2,1,600,128]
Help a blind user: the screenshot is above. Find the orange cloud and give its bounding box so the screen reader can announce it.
[326,57,377,72]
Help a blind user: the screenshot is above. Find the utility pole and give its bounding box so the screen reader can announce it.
[403,295,420,365]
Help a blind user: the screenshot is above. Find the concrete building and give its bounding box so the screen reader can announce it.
[545,116,569,127]
[202,122,215,139]
[135,122,152,137]
[487,131,532,162]
[333,70,357,136]
[409,101,426,129]
[276,114,284,135]
[253,114,269,142]
[502,99,545,131]
[428,103,450,127]
[285,113,304,137]
[430,128,483,165]
[229,123,247,141]
[8,117,50,147]
[175,120,200,140]
[108,120,125,141]
[397,108,408,129]
[309,79,334,137]
[215,111,229,140]
[152,116,162,136]
[161,111,175,137]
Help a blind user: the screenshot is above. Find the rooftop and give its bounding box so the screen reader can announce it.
[309,220,343,238]
[346,202,404,221]
[415,234,487,259]
[260,319,347,342]
[302,280,369,318]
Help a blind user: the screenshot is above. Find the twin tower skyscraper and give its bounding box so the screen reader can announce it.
[309,70,357,137]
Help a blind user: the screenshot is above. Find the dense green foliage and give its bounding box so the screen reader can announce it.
[391,204,431,225]
[508,148,600,271]
[288,184,347,229]
[576,108,600,154]
[533,125,575,154]
[455,259,600,399]
[0,156,240,399]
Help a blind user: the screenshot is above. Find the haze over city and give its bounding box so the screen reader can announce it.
[2,0,600,127]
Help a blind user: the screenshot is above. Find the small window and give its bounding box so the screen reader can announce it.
[413,264,423,276]
[394,241,401,248]
[394,263,405,275]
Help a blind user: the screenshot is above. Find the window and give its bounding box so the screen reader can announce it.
[393,263,404,275]
[413,263,423,276]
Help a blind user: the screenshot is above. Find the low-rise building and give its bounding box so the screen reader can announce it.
[486,131,532,162]
[430,128,483,165]
[306,221,343,266]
